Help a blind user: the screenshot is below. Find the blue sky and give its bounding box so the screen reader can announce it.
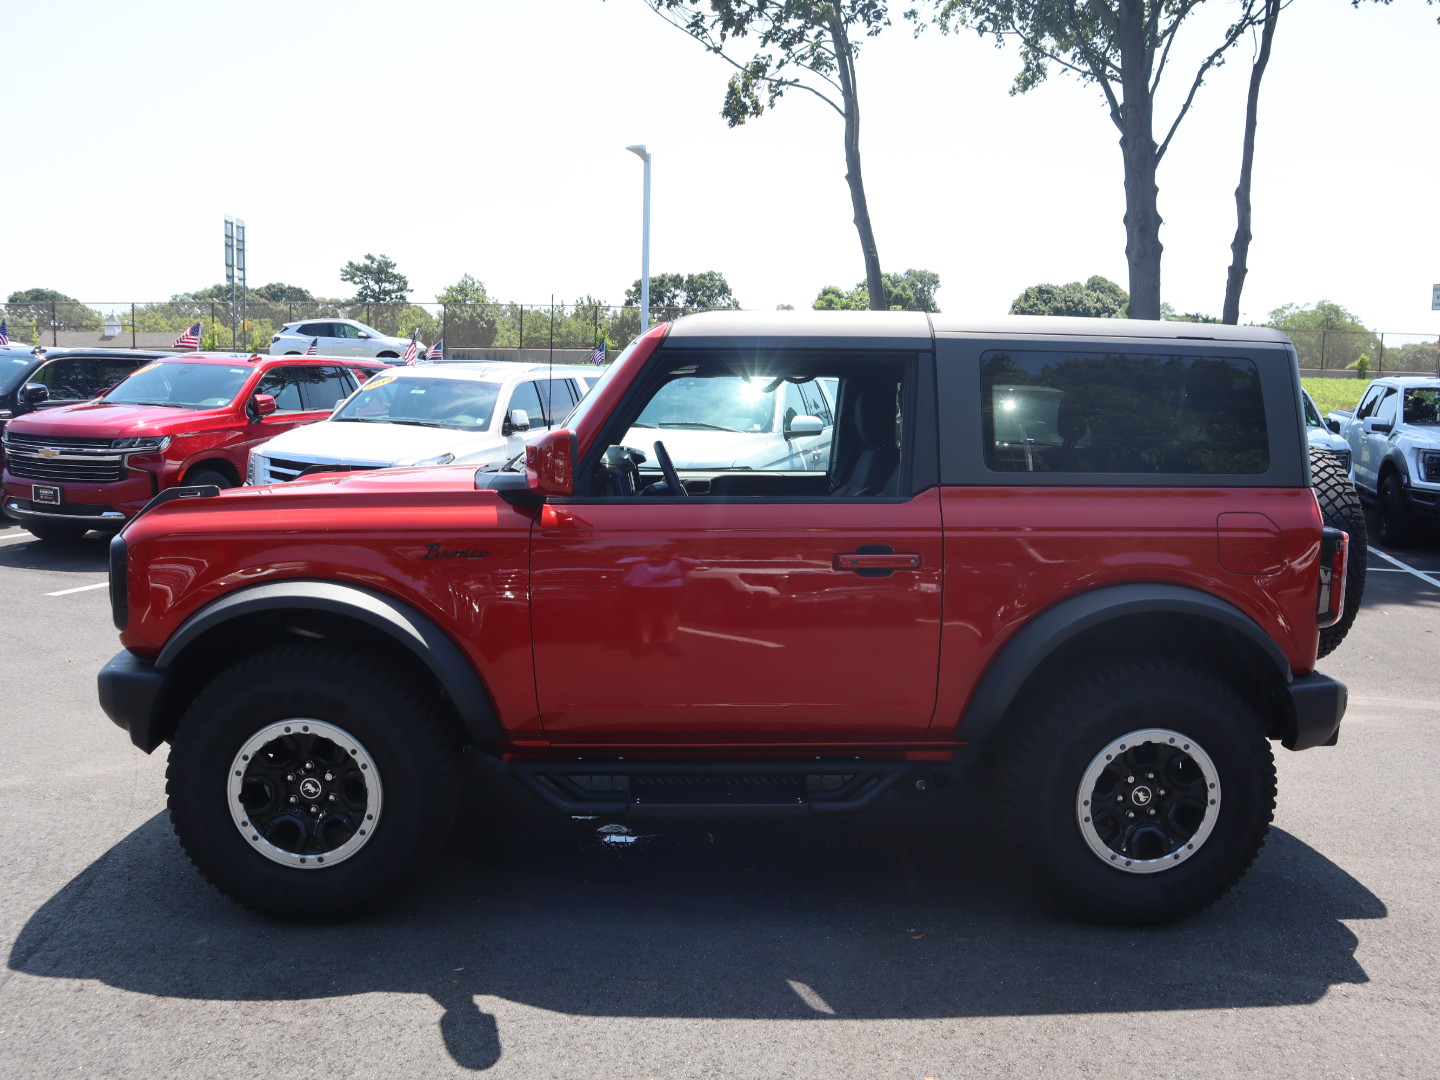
[3,0,1436,335]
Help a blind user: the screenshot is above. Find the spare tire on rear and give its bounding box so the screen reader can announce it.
[1311,446,1367,658]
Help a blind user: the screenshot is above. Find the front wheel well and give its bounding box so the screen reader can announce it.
[152,608,472,751]
[182,458,240,486]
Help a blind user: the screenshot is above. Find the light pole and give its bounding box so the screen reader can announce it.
[625,144,652,333]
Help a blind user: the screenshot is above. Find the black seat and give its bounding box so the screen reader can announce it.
[831,387,899,497]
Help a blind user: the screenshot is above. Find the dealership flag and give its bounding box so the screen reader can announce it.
[403,329,420,365]
[173,322,201,349]
[0,318,9,346]
[425,338,443,362]
[305,337,319,355]
[588,339,606,365]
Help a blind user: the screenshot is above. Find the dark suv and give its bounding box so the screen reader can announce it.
[0,347,166,458]
[97,313,1351,924]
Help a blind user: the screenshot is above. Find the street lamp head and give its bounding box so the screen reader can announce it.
[625,144,650,162]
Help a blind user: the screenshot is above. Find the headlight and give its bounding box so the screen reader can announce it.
[246,456,258,484]
[112,436,171,452]
[412,452,456,466]
[1419,449,1440,483]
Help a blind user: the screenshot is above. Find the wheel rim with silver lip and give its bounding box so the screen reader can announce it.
[227,719,383,869]
[1075,728,1220,874]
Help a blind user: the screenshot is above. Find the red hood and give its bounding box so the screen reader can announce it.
[5,400,234,439]
[231,462,488,500]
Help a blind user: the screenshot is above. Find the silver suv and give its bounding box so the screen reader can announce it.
[271,319,425,361]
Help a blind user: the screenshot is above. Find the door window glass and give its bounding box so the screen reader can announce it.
[301,366,355,410]
[507,381,547,427]
[257,366,309,412]
[1374,388,1400,426]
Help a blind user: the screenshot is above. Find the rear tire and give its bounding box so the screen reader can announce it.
[993,661,1275,924]
[167,643,459,920]
[1310,447,1367,658]
[1377,474,1415,547]
[24,520,90,541]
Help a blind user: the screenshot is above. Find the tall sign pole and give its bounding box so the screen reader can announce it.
[1431,283,1439,375]
[224,216,236,349]
[236,219,248,351]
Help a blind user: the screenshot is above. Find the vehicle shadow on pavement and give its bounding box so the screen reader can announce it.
[9,767,1385,1072]
[0,532,109,574]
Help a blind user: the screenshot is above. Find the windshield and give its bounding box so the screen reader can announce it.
[103,361,254,408]
[1302,392,1325,429]
[1,353,37,396]
[331,374,500,431]
[1403,388,1440,425]
[633,375,777,433]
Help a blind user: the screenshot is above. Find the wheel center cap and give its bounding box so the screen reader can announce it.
[1130,785,1153,807]
[298,777,323,800]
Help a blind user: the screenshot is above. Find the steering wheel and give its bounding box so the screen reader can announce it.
[653,440,688,497]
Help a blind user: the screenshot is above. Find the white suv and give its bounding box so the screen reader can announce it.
[271,319,425,361]
[247,363,593,483]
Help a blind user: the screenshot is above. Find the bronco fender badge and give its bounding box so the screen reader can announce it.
[423,544,491,561]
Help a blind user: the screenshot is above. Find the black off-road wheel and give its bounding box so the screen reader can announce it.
[1377,473,1416,547]
[993,661,1275,924]
[1310,447,1367,658]
[166,643,459,920]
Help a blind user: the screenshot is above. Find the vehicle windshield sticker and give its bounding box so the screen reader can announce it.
[360,375,397,391]
[133,362,166,376]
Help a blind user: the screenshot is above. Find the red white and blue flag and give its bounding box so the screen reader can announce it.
[305,337,320,356]
[424,338,443,362]
[588,339,606,365]
[403,329,420,365]
[0,318,9,346]
[173,322,201,349]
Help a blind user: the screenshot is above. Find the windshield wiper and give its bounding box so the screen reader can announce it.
[112,400,188,408]
[659,421,739,431]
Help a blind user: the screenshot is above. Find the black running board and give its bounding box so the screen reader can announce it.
[507,760,910,817]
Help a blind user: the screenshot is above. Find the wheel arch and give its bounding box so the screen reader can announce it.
[958,584,1298,755]
[149,581,502,750]
[181,457,241,486]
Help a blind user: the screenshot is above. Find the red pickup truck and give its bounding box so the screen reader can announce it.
[97,313,1350,924]
[2,352,385,540]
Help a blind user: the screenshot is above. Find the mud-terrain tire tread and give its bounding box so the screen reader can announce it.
[1310,446,1367,658]
[991,660,1275,925]
[166,642,458,921]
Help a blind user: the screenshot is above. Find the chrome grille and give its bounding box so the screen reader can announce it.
[4,432,116,452]
[259,456,385,483]
[7,452,127,482]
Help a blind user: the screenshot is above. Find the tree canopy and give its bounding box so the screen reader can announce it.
[436,274,493,306]
[813,269,941,312]
[1268,300,1375,371]
[644,0,895,309]
[4,287,102,331]
[624,271,740,311]
[1009,275,1128,318]
[340,254,410,303]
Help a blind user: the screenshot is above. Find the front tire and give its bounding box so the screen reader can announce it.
[1377,474,1415,547]
[993,661,1275,924]
[167,643,459,920]
[183,468,234,490]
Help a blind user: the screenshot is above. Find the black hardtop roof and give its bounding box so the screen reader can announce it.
[665,310,1292,349]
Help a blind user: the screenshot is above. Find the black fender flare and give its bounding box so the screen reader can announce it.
[956,583,1293,750]
[156,580,502,743]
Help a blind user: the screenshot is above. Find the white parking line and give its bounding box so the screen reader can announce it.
[0,532,34,545]
[1370,548,1440,589]
[46,582,109,597]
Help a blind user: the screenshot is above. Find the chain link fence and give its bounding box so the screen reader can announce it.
[3,300,1436,374]
[0,299,694,361]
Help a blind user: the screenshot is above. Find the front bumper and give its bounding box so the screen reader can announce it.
[1285,671,1347,751]
[97,650,169,753]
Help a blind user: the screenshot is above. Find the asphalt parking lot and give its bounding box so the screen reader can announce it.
[1,515,1437,1080]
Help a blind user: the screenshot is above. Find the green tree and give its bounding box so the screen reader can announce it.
[4,287,102,333]
[812,269,942,311]
[435,274,493,305]
[933,1,1271,320]
[644,1,896,310]
[437,275,498,348]
[340,254,410,303]
[1010,275,1128,318]
[253,283,316,303]
[1268,300,1377,371]
[623,271,740,312]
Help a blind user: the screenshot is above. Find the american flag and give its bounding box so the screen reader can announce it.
[0,318,9,346]
[424,338,444,362]
[588,339,607,365]
[305,337,320,355]
[403,329,420,365]
[173,322,201,349]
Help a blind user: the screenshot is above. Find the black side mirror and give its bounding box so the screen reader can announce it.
[20,383,49,407]
[1325,419,1341,434]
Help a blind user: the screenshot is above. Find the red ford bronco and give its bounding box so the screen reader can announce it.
[97,313,1350,923]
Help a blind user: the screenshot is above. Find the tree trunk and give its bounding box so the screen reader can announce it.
[1223,0,1279,325]
[829,10,886,311]
[1114,0,1163,320]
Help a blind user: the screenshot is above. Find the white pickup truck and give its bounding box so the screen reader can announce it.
[1328,376,1440,545]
